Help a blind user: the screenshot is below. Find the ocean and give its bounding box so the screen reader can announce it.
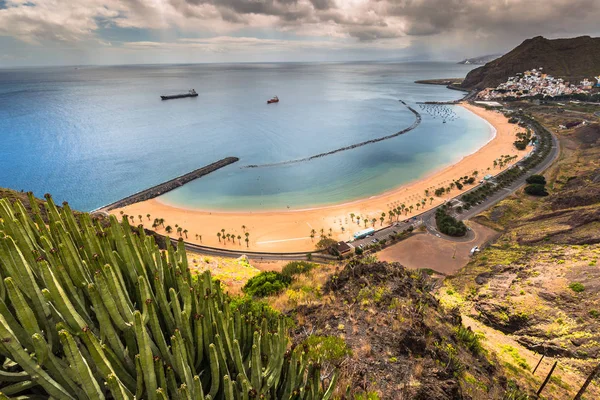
[0,62,492,211]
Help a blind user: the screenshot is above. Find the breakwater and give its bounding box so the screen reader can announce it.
[96,157,239,211]
[244,100,421,169]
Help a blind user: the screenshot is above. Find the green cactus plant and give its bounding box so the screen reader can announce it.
[0,195,338,399]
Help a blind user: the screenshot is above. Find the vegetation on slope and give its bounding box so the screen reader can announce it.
[444,102,600,398]
[287,258,521,399]
[0,194,337,399]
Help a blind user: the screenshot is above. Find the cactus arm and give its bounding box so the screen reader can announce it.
[166,366,181,400]
[58,329,105,399]
[0,379,37,396]
[250,332,262,391]
[106,373,132,400]
[154,357,168,393]
[0,369,30,383]
[135,355,145,400]
[133,311,157,400]
[0,317,74,400]
[208,344,220,399]
[0,297,33,350]
[156,387,169,400]
[93,271,131,331]
[223,375,234,400]
[193,375,205,400]
[39,261,87,331]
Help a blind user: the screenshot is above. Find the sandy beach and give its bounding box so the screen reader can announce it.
[113,103,528,252]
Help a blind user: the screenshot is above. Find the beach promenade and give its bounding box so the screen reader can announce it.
[113,103,529,253]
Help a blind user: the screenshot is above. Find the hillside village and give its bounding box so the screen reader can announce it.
[477,68,600,100]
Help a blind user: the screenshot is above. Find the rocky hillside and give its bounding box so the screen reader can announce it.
[291,259,521,399]
[461,36,600,90]
[444,102,600,398]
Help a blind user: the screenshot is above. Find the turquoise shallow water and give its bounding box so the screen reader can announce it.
[0,62,490,211]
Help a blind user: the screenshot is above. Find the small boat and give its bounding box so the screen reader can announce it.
[267,96,279,104]
[161,89,198,100]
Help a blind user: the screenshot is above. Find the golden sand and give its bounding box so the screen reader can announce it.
[113,103,527,252]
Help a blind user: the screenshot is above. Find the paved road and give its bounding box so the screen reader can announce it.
[176,239,336,262]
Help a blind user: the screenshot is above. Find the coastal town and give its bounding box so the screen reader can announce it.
[477,67,600,100]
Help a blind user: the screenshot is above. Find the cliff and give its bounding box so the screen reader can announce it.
[461,36,600,90]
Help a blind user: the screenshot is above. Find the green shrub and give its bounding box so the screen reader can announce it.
[281,261,316,278]
[569,282,585,293]
[302,336,352,365]
[455,325,485,355]
[242,271,291,297]
[526,174,546,185]
[589,309,600,318]
[502,345,530,369]
[436,208,467,237]
[524,184,548,196]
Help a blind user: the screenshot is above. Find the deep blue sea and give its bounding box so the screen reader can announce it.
[0,62,492,211]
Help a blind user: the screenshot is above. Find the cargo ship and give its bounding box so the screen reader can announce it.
[161,89,198,100]
[267,96,279,104]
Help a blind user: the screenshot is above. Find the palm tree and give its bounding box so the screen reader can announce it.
[350,213,355,222]
[119,211,124,216]
[320,228,324,237]
[245,232,250,239]
[198,235,202,243]
[389,211,394,223]
[138,215,142,223]
[226,234,231,242]
[310,229,316,241]
[329,228,333,236]
[450,182,455,190]
[430,197,434,205]
[175,224,179,229]
[165,226,173,234]
[473,171,479,177]
[371,218,376,227]
[242,225,246,233]
[356,216,361,225]
[217,232,221,242]
[381,212,386,223]
[409,205,414,214]
[416,203,420,211]
[146,213,151,221]
[177,227,182,236]
[129,215,134,223]
[183,229,188,238]
[237,235,241,245]
[424,189,429,196]
[493,160,498,168]
[159,218,165,228]
[245,237,249,247]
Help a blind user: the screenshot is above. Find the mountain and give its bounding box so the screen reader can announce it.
[457,54,501,65]
[461,36,600,90]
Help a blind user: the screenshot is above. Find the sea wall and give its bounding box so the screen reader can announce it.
[98,157,239,211]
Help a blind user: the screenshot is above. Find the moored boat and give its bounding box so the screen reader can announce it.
[161,89,198,100]
[267,96,279,104]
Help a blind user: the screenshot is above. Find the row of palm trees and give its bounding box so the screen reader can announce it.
[309,228,335,242]
[217,227,250,247]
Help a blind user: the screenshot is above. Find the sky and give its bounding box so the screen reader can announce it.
[1,0,599,67]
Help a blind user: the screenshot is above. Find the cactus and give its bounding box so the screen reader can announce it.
[0,196,337,398]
